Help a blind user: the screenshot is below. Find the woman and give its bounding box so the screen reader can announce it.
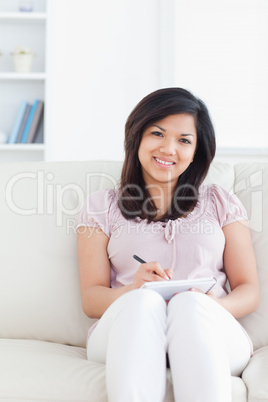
[77,88,260,402]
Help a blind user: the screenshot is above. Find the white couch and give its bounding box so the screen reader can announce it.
[0,160,267,402]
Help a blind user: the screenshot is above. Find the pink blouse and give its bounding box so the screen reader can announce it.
[76,183,248,299]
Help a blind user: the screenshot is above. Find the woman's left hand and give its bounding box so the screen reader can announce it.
[189,287,219,303]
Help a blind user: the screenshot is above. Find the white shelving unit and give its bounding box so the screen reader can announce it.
[0,0,48,163]
[0,12,47,21]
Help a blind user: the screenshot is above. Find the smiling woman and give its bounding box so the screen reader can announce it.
[138,114,197,218]
[139,114,196,184]
[76,87,260,402]
[119,88,215,222]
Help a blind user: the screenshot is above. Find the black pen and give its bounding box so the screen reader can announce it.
[133,254,170,280]
[133,254,146,264]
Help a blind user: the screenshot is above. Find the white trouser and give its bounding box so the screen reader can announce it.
[87,289,251,402]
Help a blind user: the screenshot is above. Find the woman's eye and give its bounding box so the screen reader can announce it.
[152,131,164,137]
[179,138,191,144]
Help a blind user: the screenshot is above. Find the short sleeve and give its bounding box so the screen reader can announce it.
[210,184,248,228]
[76,188,116,238]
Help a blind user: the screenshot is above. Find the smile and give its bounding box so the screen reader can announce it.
[154,157,175,166]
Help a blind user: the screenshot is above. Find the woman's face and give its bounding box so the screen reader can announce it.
[138,114,197,191]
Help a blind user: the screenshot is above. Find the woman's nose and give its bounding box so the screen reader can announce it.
[159,140,176,155]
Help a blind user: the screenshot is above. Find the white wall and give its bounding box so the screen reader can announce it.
[174,0,268,154]
[46,0,268,163]
[46,0,167,161]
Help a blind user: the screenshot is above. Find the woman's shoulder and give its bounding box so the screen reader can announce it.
[85,187,118,209]
[199,182,240,204]
[76,188,120,237]
[198,183,248,227]
[199,182,231,199]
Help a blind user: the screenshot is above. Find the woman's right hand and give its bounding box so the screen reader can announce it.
[131,261,173,290]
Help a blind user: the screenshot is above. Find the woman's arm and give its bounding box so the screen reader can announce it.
[77,226,171,319]
[213,220,260,318]
[77,227,133,319]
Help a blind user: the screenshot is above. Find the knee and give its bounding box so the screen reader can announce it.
[126,288,166,313]
[114,288,166,320]
[168,290,209,318]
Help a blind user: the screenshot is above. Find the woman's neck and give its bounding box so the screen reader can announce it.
[146,184,174,219]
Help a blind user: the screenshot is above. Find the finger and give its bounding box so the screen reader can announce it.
[151,272,167,282]
[137,261,170,281]
[135,266,165,283]
[149,262,169,280]
[164,268,173,280]
[137,271,166,284]
[206,290,215,296]
[189,287,204,293]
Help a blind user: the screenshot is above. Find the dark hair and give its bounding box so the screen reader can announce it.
[118,87,216,222]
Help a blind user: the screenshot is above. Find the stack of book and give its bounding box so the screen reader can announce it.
[7,99,44,144]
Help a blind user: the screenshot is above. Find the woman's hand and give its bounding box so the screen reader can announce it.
[131,261,173,290]
[189,287,218,300]
[189,288,228,311]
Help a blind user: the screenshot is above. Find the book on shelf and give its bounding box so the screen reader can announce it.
[7,101,28,144]
[20,99,40,144]
[16,103,31,143]
[32,122,44,144]
[7,99,44,145]
[26,100,44,143]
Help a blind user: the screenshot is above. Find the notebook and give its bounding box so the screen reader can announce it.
[141,277,217,300]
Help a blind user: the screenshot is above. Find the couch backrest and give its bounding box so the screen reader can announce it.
[234,163,268,351]
[0,161,122,348]
[0,160,266,349]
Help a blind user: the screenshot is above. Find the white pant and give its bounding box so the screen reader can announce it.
[87,289,251,402]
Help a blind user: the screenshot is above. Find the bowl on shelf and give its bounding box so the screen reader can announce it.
[11,46,35,73]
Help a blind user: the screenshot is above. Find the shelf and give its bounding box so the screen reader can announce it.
[0,12,47,23]
[0,0,47,163]
[0,72,46,80]
[0,144,45,151]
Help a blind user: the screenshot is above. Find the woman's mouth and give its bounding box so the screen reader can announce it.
[153,157,175,167]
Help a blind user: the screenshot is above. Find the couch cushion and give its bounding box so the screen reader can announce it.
[0,339,107,402]
[231,376,248,402]
[204,160,235,191]
[165,369,247,402]
[242,346,268,402]
[234,163,268,351]
[0,339,246,402]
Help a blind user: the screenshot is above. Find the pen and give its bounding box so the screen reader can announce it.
[133,254,146,264]
[133,254,170,280]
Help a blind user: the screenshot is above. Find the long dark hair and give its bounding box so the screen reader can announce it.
[118,87,216,222]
